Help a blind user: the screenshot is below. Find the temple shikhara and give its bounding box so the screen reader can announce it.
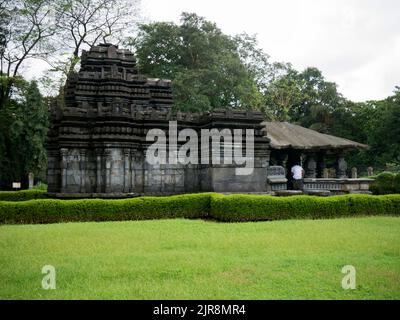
[47,43,372,197]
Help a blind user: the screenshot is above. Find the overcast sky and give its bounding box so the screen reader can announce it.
[26,0,400,102]
[141,0,400,102]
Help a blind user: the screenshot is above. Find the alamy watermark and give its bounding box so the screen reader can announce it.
[145,121,255,175]
[341,265,356,290]
[41,265,56,290]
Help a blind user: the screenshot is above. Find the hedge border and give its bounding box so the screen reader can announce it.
[209,194,400,222]
[0,190,47,202]
[0,193,399,224]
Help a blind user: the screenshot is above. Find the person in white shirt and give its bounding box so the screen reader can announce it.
[291,163,305,190]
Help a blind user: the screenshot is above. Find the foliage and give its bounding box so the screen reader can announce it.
[0,189,46,201]
[263,68,303,121]
[0,79,49,188]
[0,0,141,100]
[46,0,141,80]
[0,193,211,224]
[1,193,399,224]
[0,0,56,107]
[370,172,400,195]
[132,13,264,112]
[32,181,48,191]
[210,194,400,222]
[265,66,399,170]
[264,66,345,127]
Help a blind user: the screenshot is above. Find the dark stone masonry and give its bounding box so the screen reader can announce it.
[46,43,271,197]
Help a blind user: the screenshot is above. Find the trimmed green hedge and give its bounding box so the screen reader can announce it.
[370,172,400,195]
[0,190,47,201]
[0,193,399,224]
[210,194,400,222]
[0,193,211,224]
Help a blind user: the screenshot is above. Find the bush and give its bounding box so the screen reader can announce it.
[32,182,48,191]
[210,194,400,222]
[370,172,400,194]
[0,193,399,224]
[0,189,47,201]
[0,193,211,224]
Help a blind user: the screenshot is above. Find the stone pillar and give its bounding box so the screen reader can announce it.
[104,149,112,193]
[60,148,68,193]
[305,153,317,178]
[95,149,103,193]
[351,167,358,179]
[79,149,86,193]
[131,149,136,192]
[336,152,348,178]
[123,148,131,193]
[132,149,143,194]
[316,152,326,178]
[28,172,34,189]
[47,149,61,193]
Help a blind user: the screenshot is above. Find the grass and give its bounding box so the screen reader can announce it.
[0,217,399,299]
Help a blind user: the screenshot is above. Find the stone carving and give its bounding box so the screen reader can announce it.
[266,166,287,191]
[47,44,271,197]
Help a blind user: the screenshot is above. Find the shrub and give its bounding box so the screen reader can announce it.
[210,194,400,222]
[348,194,400,216]
[32,182,48,191]
[0,190,47,201]
[0,193,211,224]
[0,193,399,224]
[370,172,400,195]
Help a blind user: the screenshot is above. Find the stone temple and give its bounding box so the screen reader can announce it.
[46,43,271,197]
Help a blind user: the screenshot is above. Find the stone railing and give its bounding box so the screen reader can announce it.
[303,178,374,194]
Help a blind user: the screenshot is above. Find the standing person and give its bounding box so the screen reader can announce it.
[291,163,305,190]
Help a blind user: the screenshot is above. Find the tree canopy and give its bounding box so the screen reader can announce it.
[131,13,265,112]
[0,79,48,188]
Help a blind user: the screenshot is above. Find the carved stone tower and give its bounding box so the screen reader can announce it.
[46,44,270,197]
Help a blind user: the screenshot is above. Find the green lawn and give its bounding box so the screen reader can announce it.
[0,217,399,299]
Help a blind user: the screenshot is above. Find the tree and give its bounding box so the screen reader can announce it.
[131,12,263,112]
[0,79,48,188]
[363,88,400,168]
[48,0,141,77]
[263,68,303,121]
[0,0,56,108]
[263,66,344,130]
[233,33,291,94]
[35,0,141,95]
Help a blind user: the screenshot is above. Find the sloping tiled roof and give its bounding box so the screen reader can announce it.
[262,121,368,150]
